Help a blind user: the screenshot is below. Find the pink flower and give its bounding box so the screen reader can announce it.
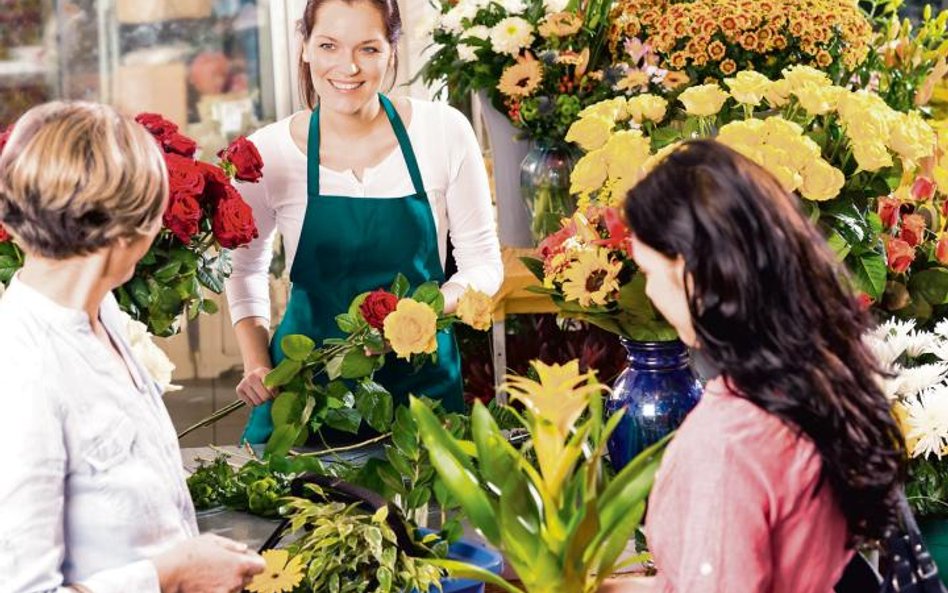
[886,237,916,274]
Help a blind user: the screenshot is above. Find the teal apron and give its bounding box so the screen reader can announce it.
[242,94,464,444]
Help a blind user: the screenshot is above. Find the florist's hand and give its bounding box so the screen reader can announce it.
[153,533,265,593]
[236,366,274,406]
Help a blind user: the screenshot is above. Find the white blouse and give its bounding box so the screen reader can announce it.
[0,278,198,593]
[225,98,504,325]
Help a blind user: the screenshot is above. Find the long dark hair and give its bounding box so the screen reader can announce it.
[297,0,402,109]
[624,140,904,544]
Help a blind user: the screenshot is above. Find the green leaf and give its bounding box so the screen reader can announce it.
[826,231,851,261]
[126,276,152,310]
[325,407,362,434]
[325,354,345,381]
[271,391,304,427]
[519,256,546,282]
[348,291,371,319]
[410,396,500,543]
[200,299,219,315]
[910,268,948,305]
[341,348,376,379]
[335,313,361,334]
[406,486,431,510]
[153,259,182,283]
[196,264,224,293]
[280,334,316,362]
[0,255,21,283]
[413,282,444,314]
[265,423,301,456]
[264,359,303,388]
[356,379,394,432]
[391,273,410,298]
[427,559,524,593]
[848,250,887,300]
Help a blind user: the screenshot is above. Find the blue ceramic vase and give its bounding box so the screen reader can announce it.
[606,338,703,471]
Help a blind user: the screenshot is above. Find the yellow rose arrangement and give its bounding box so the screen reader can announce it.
[607,0,872,84]
[562,64,948,326]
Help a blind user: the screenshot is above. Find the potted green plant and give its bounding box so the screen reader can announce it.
[409,359,669,593]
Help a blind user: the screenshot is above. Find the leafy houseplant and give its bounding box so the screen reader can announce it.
[410,360,670,593]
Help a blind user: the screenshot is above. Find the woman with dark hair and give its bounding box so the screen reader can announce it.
[225,0,503,444]
[625,140,904,592]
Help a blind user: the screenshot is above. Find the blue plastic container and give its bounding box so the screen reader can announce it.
[415,530,504,593]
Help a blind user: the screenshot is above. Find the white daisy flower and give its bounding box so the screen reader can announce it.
[497,0,527,14]
[905,385,948,459]
[897,363,948,398]
[869,318,916,344]
[462,25,491,40]
[489,17,535,56]
[864,333,908,370]
[441,2,479,35]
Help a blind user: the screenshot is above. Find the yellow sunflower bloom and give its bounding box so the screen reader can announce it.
[497,57,543,99]
[561,248,622,307]
[246,550,305,593]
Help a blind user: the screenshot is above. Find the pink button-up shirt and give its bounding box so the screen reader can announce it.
[645,377,853,593]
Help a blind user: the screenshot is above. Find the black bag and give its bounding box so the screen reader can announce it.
[835,493,946,593]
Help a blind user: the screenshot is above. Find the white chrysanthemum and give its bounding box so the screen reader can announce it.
[863,333,908,370]
[441,2,479,34]
[934,319,948,341]
[490,17,535,56]
[879,372,903,401]
[905,385,948,459]
[869,318,916,343]
[896,363,948,398]
[497,0,527,14]
[462,25,491,40]
[905,330,936,359]
[458,43,478,62]
[119,310,180,393]
[928,339,948,363]
[543,0,569,12]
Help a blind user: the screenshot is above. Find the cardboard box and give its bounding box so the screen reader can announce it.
[116,0,214,24]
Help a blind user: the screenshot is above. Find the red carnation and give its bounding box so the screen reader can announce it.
[162,131,197,158]
[212,186,258,249]
[0,223,10,243]
[359,289,399,330]
[165,153,205,201]
[135,113,178,139]
[219,136,264,182]
[164,193,202,244]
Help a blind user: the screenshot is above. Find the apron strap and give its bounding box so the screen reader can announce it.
[307,107,321,198]
[306,95,425,198]
[379,94,426,196]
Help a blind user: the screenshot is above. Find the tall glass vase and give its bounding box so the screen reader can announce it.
[606,338,703,472]
[519,140,578,244]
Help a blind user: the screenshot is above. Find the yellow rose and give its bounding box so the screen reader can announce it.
[456,287,493,331]
[765,162,804,193]
[764,79,793,108]
[626,94,668,123]
[781,64,831,89]
[792,85,845,115]
[724,71,772,106]
[761,116,804,140]
[888,111,936,168]
[838,91,896,141]
[570,148,608,194]
[565,115,615,151]
[851,141,893,172]
[642,141,682,174]
[678,84,730,117]
[603,130,652,179]
[800,159,845,201]
[383,298,438,360]
[577,98,627,123]
[718,119,765,150]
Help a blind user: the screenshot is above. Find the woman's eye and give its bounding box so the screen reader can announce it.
[362,47,380,53]
[319,43,335,50]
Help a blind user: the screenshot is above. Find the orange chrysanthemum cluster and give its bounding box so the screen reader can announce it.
[607,0,872,80]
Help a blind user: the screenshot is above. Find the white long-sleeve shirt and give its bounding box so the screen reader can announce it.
[225,98,503,325]
[0,277,198,593]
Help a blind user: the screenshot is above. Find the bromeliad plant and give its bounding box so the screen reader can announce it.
[410,359,670,593]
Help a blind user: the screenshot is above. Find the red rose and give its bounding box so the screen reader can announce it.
[163,193,202,244]
[937,234,948,265]
[899,213,927,248]
[218,136,264,182]
[135,113,178,139]
[196,161,230,206]
[912,176,936,201]
[359,289,399,330]
[162,132,197,158]
[165,153,205,201]
[0,125,12,156]
[212,186,258,249]
[0,223,10,243]
[877,196,901,229]
[886,237,915,274]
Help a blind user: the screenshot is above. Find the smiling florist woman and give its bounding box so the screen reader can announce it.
[226,0,502,443]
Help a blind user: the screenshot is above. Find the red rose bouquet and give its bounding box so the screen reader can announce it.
[0,115,263,336]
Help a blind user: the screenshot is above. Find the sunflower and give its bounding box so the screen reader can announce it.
[561,248,622,307]
[247,550,305,593]
[538,11,583,38]
[497,57,544,98]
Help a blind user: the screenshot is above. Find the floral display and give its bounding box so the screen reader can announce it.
[606,0,873,83]
[522,206,675,341]
[864,318,948,518]
[0,114,262,336]
[565,64,948,323]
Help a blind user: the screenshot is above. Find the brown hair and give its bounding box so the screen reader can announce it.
[0,101,167,259]
[297,0,402,109]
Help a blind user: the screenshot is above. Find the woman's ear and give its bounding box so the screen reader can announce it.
[299,32,311,64]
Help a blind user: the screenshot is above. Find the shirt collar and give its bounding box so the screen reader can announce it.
[4,272,94,332]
